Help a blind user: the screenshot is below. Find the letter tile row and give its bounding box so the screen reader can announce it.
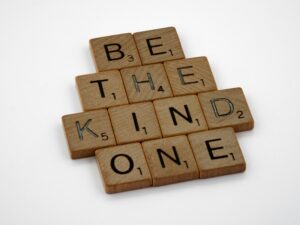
[96,128,246,193]
[76,56,216,111]
[62,88,253,159]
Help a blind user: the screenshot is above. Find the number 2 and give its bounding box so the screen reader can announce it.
[237,110,245,119]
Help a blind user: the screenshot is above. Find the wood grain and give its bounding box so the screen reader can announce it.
[95,143,152,193]
[153,95,208,137]
[142,135,199,186]
[108,102,162,144]
[134,27,185,65]
[198,87,254,132]
[76,70,128,111]
[188,128,246,178]
[164,57,217,96]
[62,109,116,159]
[120,63,173,103]
[90,33,141,72]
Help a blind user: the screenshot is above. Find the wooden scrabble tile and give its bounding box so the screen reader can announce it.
[142,135,199,186]
[188,128,246,178]
[198,87,254,132]
[153,95,208,137]
[134,27,185,65]
[120,63,173,103]
[95,143,152,193]
[76,70,128,111]
[90,33,141,72]
[62,109,116,159]
[164,57,217,96]
[108,102,162,144]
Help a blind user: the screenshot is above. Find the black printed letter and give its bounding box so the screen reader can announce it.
[169,105,193,126]
[90,79,108,97]
[146,37,166,56]
[157,146,181,168]
[104,43,125,61]
[110,154,134,174]
[205,138,228,160]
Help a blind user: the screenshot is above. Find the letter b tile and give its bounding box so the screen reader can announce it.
[95,143,152,193]
[90,33,141,72]
[198,87,254,132]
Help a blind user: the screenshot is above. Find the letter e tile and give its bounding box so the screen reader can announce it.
[188,128,246,178]
[164,57,217,96]
[134,27,185,64]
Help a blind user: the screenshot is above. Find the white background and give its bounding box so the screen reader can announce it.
[0,0,299,224]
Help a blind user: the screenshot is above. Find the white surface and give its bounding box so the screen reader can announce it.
[0,0,299,224]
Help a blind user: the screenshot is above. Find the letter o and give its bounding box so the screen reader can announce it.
[110,154,134,175]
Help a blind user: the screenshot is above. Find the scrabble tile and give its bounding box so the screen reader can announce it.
[164,57,217,96]
[153,95,208,137]
[188,128,246,178]
[76,70,128,111]
[134,27,185,65]
[62,109,116,159]
[120,63,173,103]
[108,102,162,144]
[95,143,152,193]
[142,135,199,186]
[198,87,254,132]
[90,33,141,72]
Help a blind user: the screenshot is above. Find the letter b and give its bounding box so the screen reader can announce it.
[104,43,125,61]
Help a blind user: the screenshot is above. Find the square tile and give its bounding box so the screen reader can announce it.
[120,63,173,103]
[62,109,116,159]
[95,143,152,193]
[164,57,217,96]
[76,70,128,111]
[142,135,199,186]
[153,95,208,137]
[198,87,254,132]
[188,128,246,178]
[134,27,185,64]
[90,33,141,71]
[108,102,162,144]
